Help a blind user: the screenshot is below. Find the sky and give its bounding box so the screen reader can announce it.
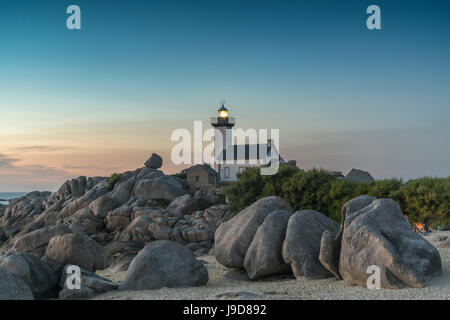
[0,0,449,191]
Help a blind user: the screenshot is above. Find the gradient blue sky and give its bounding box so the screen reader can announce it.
[0,0,449,191]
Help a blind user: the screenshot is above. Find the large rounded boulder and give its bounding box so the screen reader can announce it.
[215,196,292,269]
[0,267,34,300]
[339,198,442,288]
[282,210,340,279]
[119,240,208,290]
[318,195,376,279]
[144,153,163,169]
[0,252,58,299]
[243,210,292,279]
[45,233,106,272]
[167,194,197,215]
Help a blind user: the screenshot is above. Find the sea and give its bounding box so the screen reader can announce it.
[0,192,28,206]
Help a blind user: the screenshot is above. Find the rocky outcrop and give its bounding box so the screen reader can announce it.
[0,153,236,299]
[58,181,110,219]
[119,240,208,290]
[282,210,340,279]
[339,198,442,288]
[215,196,292,269]
[0,192,52,239]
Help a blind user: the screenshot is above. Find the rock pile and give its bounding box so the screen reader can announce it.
[215,195,443,288]
[0,153,228,299]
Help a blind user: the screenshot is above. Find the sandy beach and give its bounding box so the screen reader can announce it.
[95,243,450,300]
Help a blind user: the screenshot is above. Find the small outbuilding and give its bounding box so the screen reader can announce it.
[186,164,218,189]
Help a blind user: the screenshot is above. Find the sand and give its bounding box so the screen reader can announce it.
[95,244,450,300]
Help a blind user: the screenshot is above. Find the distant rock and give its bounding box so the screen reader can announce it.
[194,189,218,205]
[345,169,375,183]
[88,195,116,218]
[65,207,105,236]
[13,225,72,254]
[167,194,197,215]
[109,177,136,206]
[118,215,154,244]
[215,196,292,269]
[144,153,163,169]
[339,198,442,288]
[133,177,186,202]
[119,240,208,290]
[106,206,132,232]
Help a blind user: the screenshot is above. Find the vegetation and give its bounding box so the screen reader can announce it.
[171,172,189,190]
[108,173,122,190]
[225,165,450,228]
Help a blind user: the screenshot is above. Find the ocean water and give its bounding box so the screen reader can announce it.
[0,192,28,206]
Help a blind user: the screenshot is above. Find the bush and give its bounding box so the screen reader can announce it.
[398,177,450,228]
[225,165,450,228]
[108,173,122,190]
[171,172,189,190]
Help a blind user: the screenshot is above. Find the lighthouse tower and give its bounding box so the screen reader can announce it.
[211,101,235,172]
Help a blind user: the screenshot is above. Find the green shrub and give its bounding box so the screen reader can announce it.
[397,177,450,228]
[171,172,189,190]
[225,165,450,228]
[108,173,122,190]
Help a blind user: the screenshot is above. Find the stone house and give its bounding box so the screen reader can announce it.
[186,164,218,189]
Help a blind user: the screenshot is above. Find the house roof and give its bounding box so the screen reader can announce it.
[186,164,218,176]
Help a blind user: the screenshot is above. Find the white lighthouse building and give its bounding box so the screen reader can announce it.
[211,102,282,182]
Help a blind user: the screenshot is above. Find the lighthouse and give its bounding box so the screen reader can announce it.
[211,101,235,177]
[210,101,282,182]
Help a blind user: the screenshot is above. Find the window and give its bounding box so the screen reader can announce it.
[225,167,230,178]
[195,176,200,183]
[239,167,245,173]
